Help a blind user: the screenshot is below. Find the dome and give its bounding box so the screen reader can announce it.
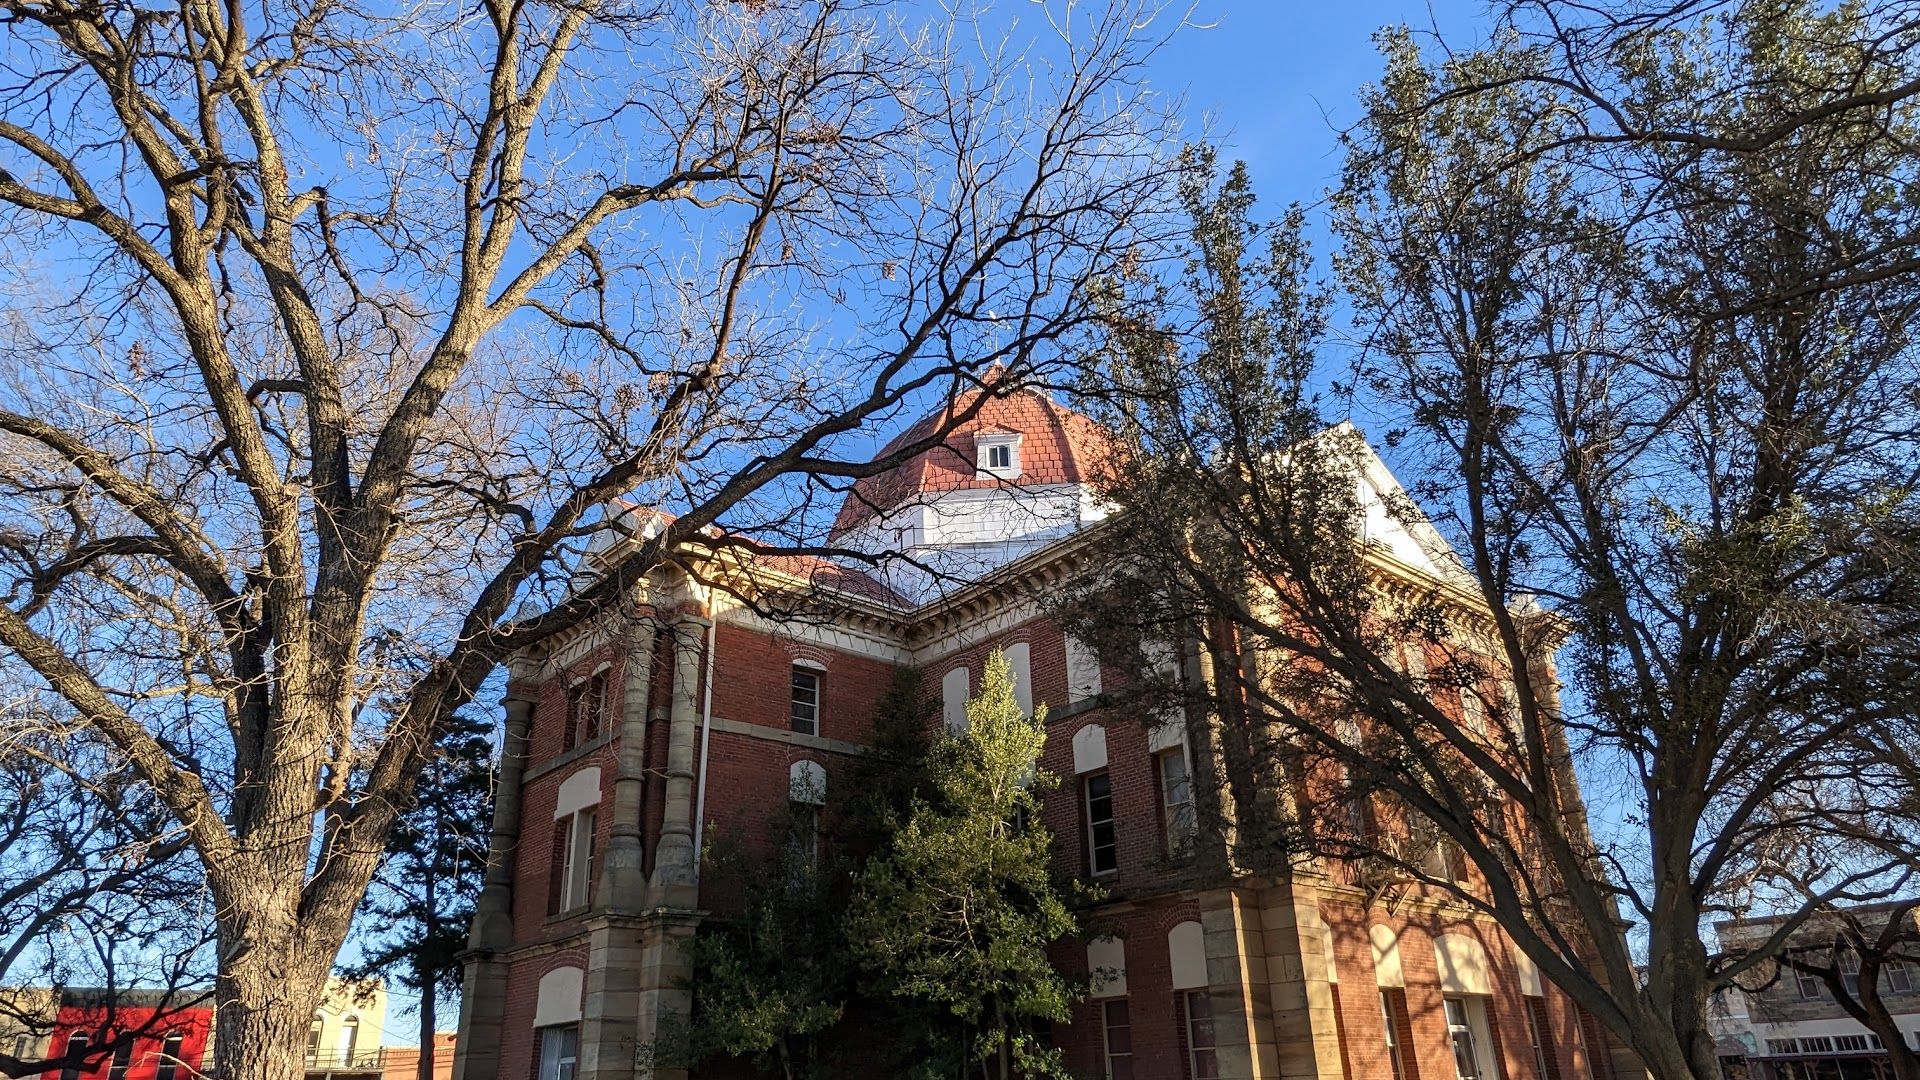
[830,385,1117,540]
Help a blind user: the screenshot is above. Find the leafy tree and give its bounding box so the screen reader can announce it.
[673,667,931,1079]
[342,709,492,1080]
[1069,4,1920,1075]
[827,666,936,859]
[844,650,1081,1080]
[671,811,850,1080]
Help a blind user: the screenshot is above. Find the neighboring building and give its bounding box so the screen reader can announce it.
[2,988,211,1080]
[305,979,388,1078]
[379,1032,458,1080]
[452,386,1639,1080]
[1716,903,1920,1080]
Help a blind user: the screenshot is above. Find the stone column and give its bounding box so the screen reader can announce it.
[1259,885,1346,1079]
[633,914,700,1080]
[579,916,646,1080]
[647,616,706,910]
[1200,886,1279,1080]
[452,685,535,1080]
[599,618,656,910]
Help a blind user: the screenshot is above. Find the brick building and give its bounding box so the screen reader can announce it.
[1,988,210,1080]
[452,386,1637,1080]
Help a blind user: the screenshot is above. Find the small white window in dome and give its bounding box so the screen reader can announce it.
[976,432,1023,479]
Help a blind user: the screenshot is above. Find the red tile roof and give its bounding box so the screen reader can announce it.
[830,387,1118,538]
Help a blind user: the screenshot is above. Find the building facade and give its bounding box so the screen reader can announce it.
[1716,904,1920,1080]
[453,387,1638,1080]
[1,989,211,1080]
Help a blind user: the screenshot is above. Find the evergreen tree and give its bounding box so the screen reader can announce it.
[673,668,933,1079]
[670,811,850,1080]
[345,710,493,1080]
[844,650,1081,1080]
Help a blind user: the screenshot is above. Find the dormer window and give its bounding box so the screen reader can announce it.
[976,431,1023,479]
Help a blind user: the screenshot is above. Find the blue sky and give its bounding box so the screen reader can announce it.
[1153,1,1485,208]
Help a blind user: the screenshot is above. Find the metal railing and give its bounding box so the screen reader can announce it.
[303,1048,384,1071]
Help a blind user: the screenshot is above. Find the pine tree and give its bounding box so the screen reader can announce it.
[345,710,493,1080]
[843,650,1081,1080]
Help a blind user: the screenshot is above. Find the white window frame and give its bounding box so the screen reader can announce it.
[155,1031,186,1080]
[1183,989,1219,1079]
[1101,998,1133,1079]
[562,808,597,911]
[1380,991,1407,1080]
[1443,996,1496,1080]
[790,665,821,736]
[537,1024,579,1080]
[976,432,1023,478]
[1889,958,1915,994]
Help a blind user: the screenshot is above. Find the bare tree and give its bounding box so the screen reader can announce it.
[0,690,212,1080]
[0,1,1183,1075]
[1064,4,1920,1077]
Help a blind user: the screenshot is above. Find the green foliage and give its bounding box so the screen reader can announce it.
[827,666,935,858]
[675,656,1083,1080]
[345,709,493,1047]
[843,651,1081,1080]
[671,814,849,1080]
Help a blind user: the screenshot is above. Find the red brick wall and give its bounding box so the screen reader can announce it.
[1047,897,1204,1080]
[707,623,896,742]
[498,945,590,1080]
[1323,895,1597,1080]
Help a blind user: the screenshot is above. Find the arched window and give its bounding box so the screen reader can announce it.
[550,767,602,914]
[1003,642,1032,715]
[942,666,971,734]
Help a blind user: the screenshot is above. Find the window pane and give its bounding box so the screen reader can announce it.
[61,1034,88,1080]
[1103,999,1133,1080]
[791,669,819,735]
[156,1033,185,1080]
[1086,773,1117,874]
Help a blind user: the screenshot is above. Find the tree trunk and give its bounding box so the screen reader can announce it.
[417,976,437,1080]
[214,949,331,1080]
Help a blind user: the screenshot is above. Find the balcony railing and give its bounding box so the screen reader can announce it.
[303,1049,384,1071]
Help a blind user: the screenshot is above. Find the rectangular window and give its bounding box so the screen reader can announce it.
[988,444,1011,469]
[156,1032,186,1080]
[1184,990,1219,1079]
[1526,996,1560,1080]
[1841,951,1862,995]
[1102,998,1133,1080]
[1084,772,1118,876]
[791,667,820,736]
[1445,996,1493,1080]
[1835,1034,1872,1052]
[1890,959,1915,994]
[307,1019,323,1065]
[1158,749,1196,856]
[1380,991,1408,1080]
[1796,963,1825,999]
[566,810,596,911]
[108,1039,133,1080]
[537,1024,579,1080]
